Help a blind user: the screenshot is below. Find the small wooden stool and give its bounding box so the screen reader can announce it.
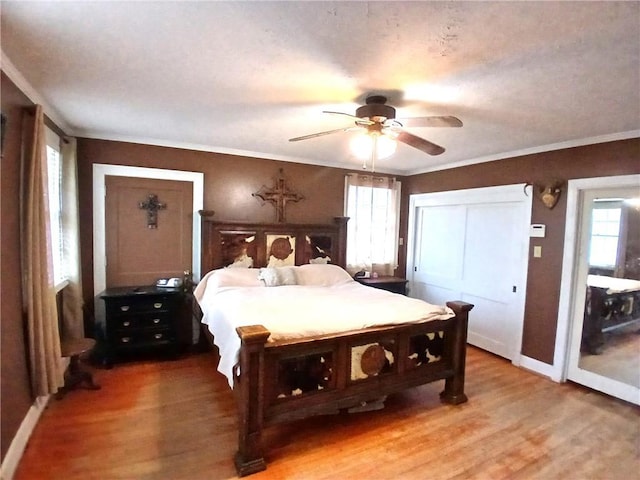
[57,338,101,399]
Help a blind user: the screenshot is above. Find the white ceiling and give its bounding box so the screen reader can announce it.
[2,1,639,175]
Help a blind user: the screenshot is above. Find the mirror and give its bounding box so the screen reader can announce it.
[577,191,640,388]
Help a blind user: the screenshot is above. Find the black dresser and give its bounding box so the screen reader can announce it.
[97,286,184,367]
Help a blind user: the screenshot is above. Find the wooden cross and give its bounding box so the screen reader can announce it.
[138,194,166,229]
[252,169,304,223]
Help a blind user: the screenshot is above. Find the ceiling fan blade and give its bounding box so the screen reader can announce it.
[323,111,374,125]
[397,116,463,128]
[396,130,445,155]
[289,126,360,142]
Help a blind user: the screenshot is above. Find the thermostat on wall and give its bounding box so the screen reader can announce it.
[530,224,546,238]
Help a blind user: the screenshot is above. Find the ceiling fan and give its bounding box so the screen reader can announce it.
[288,94,463,156]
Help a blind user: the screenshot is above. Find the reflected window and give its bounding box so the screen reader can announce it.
[589,201,622,268]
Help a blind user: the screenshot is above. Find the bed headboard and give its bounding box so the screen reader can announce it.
[199,212,349,274]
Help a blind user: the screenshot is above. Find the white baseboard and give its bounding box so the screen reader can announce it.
[519,354,559,381]
[0,395,50,480]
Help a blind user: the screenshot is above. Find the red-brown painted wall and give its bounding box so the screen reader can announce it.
[76,139,379,325]
[78,138,639,365]
[404,139,640,363]
[1,73,34,459]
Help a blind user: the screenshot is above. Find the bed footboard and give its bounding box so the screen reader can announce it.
[234,300,473,476]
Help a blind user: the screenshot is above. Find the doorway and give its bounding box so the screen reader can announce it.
[406,184,532,363]
[557,175,640,405]
[105,175,194,287]
[92,164,204,295]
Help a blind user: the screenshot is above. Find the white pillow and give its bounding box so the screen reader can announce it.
[208,268,263,288]
[194,268,263,303]
[295,264,354,286]
[258,267,298,287]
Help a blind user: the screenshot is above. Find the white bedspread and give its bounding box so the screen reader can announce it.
[587,274,640,294]
[197,280,454,387]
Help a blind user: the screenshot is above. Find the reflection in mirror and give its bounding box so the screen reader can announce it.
[579,195,640,388]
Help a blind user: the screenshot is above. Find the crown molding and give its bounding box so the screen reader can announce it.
[407,130,640,176]
[76,130,405,175]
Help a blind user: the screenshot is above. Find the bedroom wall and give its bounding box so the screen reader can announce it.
[75,138,373,322]
[0,73,35,460]
[76,137,640,366]
[403,138,640,365]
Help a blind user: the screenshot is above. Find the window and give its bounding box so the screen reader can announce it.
[45,127,66,287]
[344,174,400,275]
[588,200,622,268]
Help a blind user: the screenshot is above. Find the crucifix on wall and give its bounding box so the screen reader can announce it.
[252,168,304,223]
[138,193,166,229]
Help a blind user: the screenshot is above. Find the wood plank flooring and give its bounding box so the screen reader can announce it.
[14,347,639,480]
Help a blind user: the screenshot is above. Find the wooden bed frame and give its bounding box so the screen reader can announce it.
[199,214,473,476]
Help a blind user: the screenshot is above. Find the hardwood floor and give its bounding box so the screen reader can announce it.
[14,347,639,480]
[578,325,640,388]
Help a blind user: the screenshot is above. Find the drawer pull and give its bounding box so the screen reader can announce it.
[153,302,163,309]
[120,305,130,312]
[122,321,131,327]
[121,337,131,343]
[153,318,160,324]
[154,333,163,340]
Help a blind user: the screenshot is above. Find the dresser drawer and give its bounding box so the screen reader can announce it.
[113,328,174,349]
[106,296,173,315]
[111,312,171,332]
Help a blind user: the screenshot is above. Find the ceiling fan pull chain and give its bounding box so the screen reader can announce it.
[371,134,377,172]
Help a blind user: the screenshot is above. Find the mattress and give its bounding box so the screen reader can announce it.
[195,265,454,387]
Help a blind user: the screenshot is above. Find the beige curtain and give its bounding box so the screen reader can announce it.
[60,137,85,339]
[344,173,401,276]
[22,105,64,396]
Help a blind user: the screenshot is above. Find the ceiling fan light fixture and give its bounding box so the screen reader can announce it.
[350,132,397,161]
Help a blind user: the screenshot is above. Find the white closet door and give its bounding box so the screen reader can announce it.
[408,185,531,362]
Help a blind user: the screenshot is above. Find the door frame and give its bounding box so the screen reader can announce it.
[92,164,204,295]
[555,174,640,403]
[406,184,532,366]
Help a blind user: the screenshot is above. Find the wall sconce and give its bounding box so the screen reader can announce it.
[525,180,564,209]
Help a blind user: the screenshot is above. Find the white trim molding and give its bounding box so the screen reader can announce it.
[407,131,640,176]
[519,355,556,380]
[0,396,50,480]
[92,164,204,296]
